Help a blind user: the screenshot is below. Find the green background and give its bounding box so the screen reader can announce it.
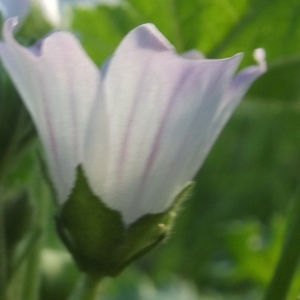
[2,0,300,299]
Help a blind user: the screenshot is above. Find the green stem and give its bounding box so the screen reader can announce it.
[8,230,40,283]
[0,193,7,300]
[22,181,49,300]
[68,274,104,300]
[263,194,300,300]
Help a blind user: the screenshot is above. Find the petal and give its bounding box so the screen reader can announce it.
[208,49,267,143]
[84,23,245,224]
[0,19,101,201]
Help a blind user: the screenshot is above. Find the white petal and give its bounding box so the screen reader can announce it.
[206,50,266,151]
[84,23,245,224]
[0,19,101,201]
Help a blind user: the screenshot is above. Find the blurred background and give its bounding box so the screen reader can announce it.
[2,0,300,299]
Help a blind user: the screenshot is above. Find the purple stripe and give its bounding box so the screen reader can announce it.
[116,59,152,182]
[166,77,235,190]
[132,66,193,204]
[61,48,79,163]
[39,73,62,188]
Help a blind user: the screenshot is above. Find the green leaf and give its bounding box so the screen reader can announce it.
[70,0,300,105]
[71,4,140,65]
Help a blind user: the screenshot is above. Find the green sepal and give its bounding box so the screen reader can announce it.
[56,166,194,277]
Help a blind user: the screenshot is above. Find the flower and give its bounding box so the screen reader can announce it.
[0,18,266,224]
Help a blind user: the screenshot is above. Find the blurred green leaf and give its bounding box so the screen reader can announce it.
[71,0,300,61]
[249,55,300,103]
[70,0,300,105]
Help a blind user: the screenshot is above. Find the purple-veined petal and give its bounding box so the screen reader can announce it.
[84,23,251,224]
[0,18,101,201]
[182,49,266,189]
[207,48,266,147]
[0,18,265,225]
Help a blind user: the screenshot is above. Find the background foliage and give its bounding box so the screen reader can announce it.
[2,0,300,299]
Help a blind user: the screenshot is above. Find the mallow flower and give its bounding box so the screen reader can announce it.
[0,18,266,276]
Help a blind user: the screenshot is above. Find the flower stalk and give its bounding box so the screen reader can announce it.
[22,179,49,300]
[68,274,104,300]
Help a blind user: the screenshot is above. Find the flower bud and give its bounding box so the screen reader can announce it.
[0,18,266,275]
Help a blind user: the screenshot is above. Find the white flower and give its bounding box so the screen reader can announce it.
[0,19,266,224]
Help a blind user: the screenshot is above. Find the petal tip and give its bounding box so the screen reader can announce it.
[129,23,174,52]
[6,17,18,30]
[2,17,19,40]
[253,48,267,72]
[232,52,244,61]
